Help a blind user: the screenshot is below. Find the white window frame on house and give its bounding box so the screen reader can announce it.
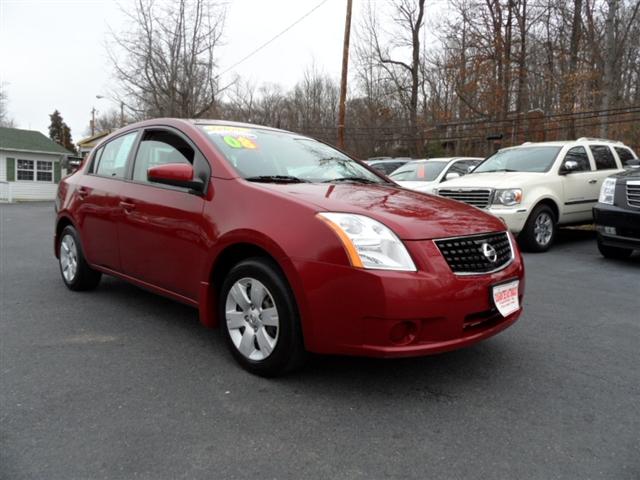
[16,159,54,183]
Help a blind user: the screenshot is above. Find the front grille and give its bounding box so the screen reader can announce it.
[438,188,493,209]
[626,182,640,208]
[617,227,640,239]
[434,231,513,275]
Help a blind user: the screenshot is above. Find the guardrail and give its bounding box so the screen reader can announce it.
[0,181,13,203]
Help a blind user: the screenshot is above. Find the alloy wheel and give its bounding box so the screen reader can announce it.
[533,212,553,246]
[60,234,79,283]
[225,277,279,361]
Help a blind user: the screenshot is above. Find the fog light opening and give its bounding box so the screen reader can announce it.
[389,321,418,345]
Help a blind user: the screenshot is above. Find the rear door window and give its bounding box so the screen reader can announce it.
[589,145,618,170]
[95,131,138,178]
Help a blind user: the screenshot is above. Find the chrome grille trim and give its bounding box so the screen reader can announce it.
[627,181,640,208]
[437,188,493,209]
[434,231,515,276]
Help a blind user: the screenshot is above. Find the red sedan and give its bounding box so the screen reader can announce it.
[54,119,525,376]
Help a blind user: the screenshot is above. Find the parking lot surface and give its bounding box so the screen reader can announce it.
[1,202,639,479]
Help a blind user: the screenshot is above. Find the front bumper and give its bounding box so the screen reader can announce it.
[293,238,525,357]
[593,203,640,250]
[487,206,529,233]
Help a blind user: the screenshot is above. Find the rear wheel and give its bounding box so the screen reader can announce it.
[519,205,557,252]
[597,236,633,259]
[219,257,306,376]
[58,225,102,291]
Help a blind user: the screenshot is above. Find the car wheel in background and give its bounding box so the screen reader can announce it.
[219,257,306,377]
[58,225,102,291]
[596,236,633,259]
[519,205,557,252]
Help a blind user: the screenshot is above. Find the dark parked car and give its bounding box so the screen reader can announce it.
[593,168,640,258]
[54,119,524,376]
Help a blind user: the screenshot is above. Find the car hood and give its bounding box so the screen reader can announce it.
[256,182,505,240]
[612,167,640,180]
[438,171,544,189]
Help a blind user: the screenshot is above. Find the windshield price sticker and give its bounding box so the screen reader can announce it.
[492,280,520,317]
[224,135,257,149]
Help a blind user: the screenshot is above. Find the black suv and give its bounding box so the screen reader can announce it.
[593,167,640,259]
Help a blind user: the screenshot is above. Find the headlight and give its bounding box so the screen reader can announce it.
[317,213,416,271]
[493,189,523,206]
[599,178,616,205]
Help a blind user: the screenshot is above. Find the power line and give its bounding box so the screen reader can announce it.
[289,106,640,133]
[299,115,640,143]
[216,0,332,80]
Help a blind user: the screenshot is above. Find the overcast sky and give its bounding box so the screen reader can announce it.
[0,0,375,140]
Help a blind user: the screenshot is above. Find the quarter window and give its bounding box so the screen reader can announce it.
[614,147,637,167]
[446,160,480,177]
[95,131,138,178]
[589,145,617,170]
[563,147,591,172]
[17,159,54,182]
[133,130,194,184]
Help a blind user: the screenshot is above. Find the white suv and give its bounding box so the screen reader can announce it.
[435,138,639,251]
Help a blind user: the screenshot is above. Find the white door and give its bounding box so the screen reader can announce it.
[559,146,601,223]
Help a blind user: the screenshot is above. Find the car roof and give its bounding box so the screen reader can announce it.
[512,138,628,149]
[406,157,482,164]
[123,118,297,136]
[369,158,412,164]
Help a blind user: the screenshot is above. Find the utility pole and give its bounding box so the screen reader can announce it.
[337,0,353,149]
[91,107,96,136]
[120,101,125,127]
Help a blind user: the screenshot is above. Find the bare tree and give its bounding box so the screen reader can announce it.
[360,0,426,156]
[0,83,16,128]
[109,0,226,119]
[84,109,131,136]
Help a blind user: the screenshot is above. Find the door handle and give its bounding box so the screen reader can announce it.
[77,187,89,199]
[119,201,136,213]
[588,179,598,184]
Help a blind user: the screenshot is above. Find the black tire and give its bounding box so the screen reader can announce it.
[218,257,306,377]
[58,225,102,291]
[519,205,557,252]
[597,236,633,259]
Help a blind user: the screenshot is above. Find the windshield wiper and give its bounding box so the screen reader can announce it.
[323,177,381,184]
[245,175,309,184]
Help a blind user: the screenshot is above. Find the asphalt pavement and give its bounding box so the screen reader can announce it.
[1,202,639,480]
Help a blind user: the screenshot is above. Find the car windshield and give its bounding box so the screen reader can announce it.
[199,125,387,184]
[474,146,561,173]
[389,161,447,181]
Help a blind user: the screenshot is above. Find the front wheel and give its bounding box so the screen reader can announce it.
[597,236,633,259]
[58,225,102,291]
[219,257,306,376]
[519,205,557,252]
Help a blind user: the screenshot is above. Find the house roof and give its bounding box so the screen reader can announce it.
[0,126,73,155]
[77,130,112,147]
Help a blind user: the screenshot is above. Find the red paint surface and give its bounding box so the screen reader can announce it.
[55,118,525,357]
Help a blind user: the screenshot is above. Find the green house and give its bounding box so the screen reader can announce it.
[0,126,73,201]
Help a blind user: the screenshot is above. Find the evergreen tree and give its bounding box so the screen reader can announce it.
[48,110,77,153]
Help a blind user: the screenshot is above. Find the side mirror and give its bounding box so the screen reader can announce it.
[147,163,204,192]
[444,172,461,181]
[467,165,476,173]
[560,159,579,174]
